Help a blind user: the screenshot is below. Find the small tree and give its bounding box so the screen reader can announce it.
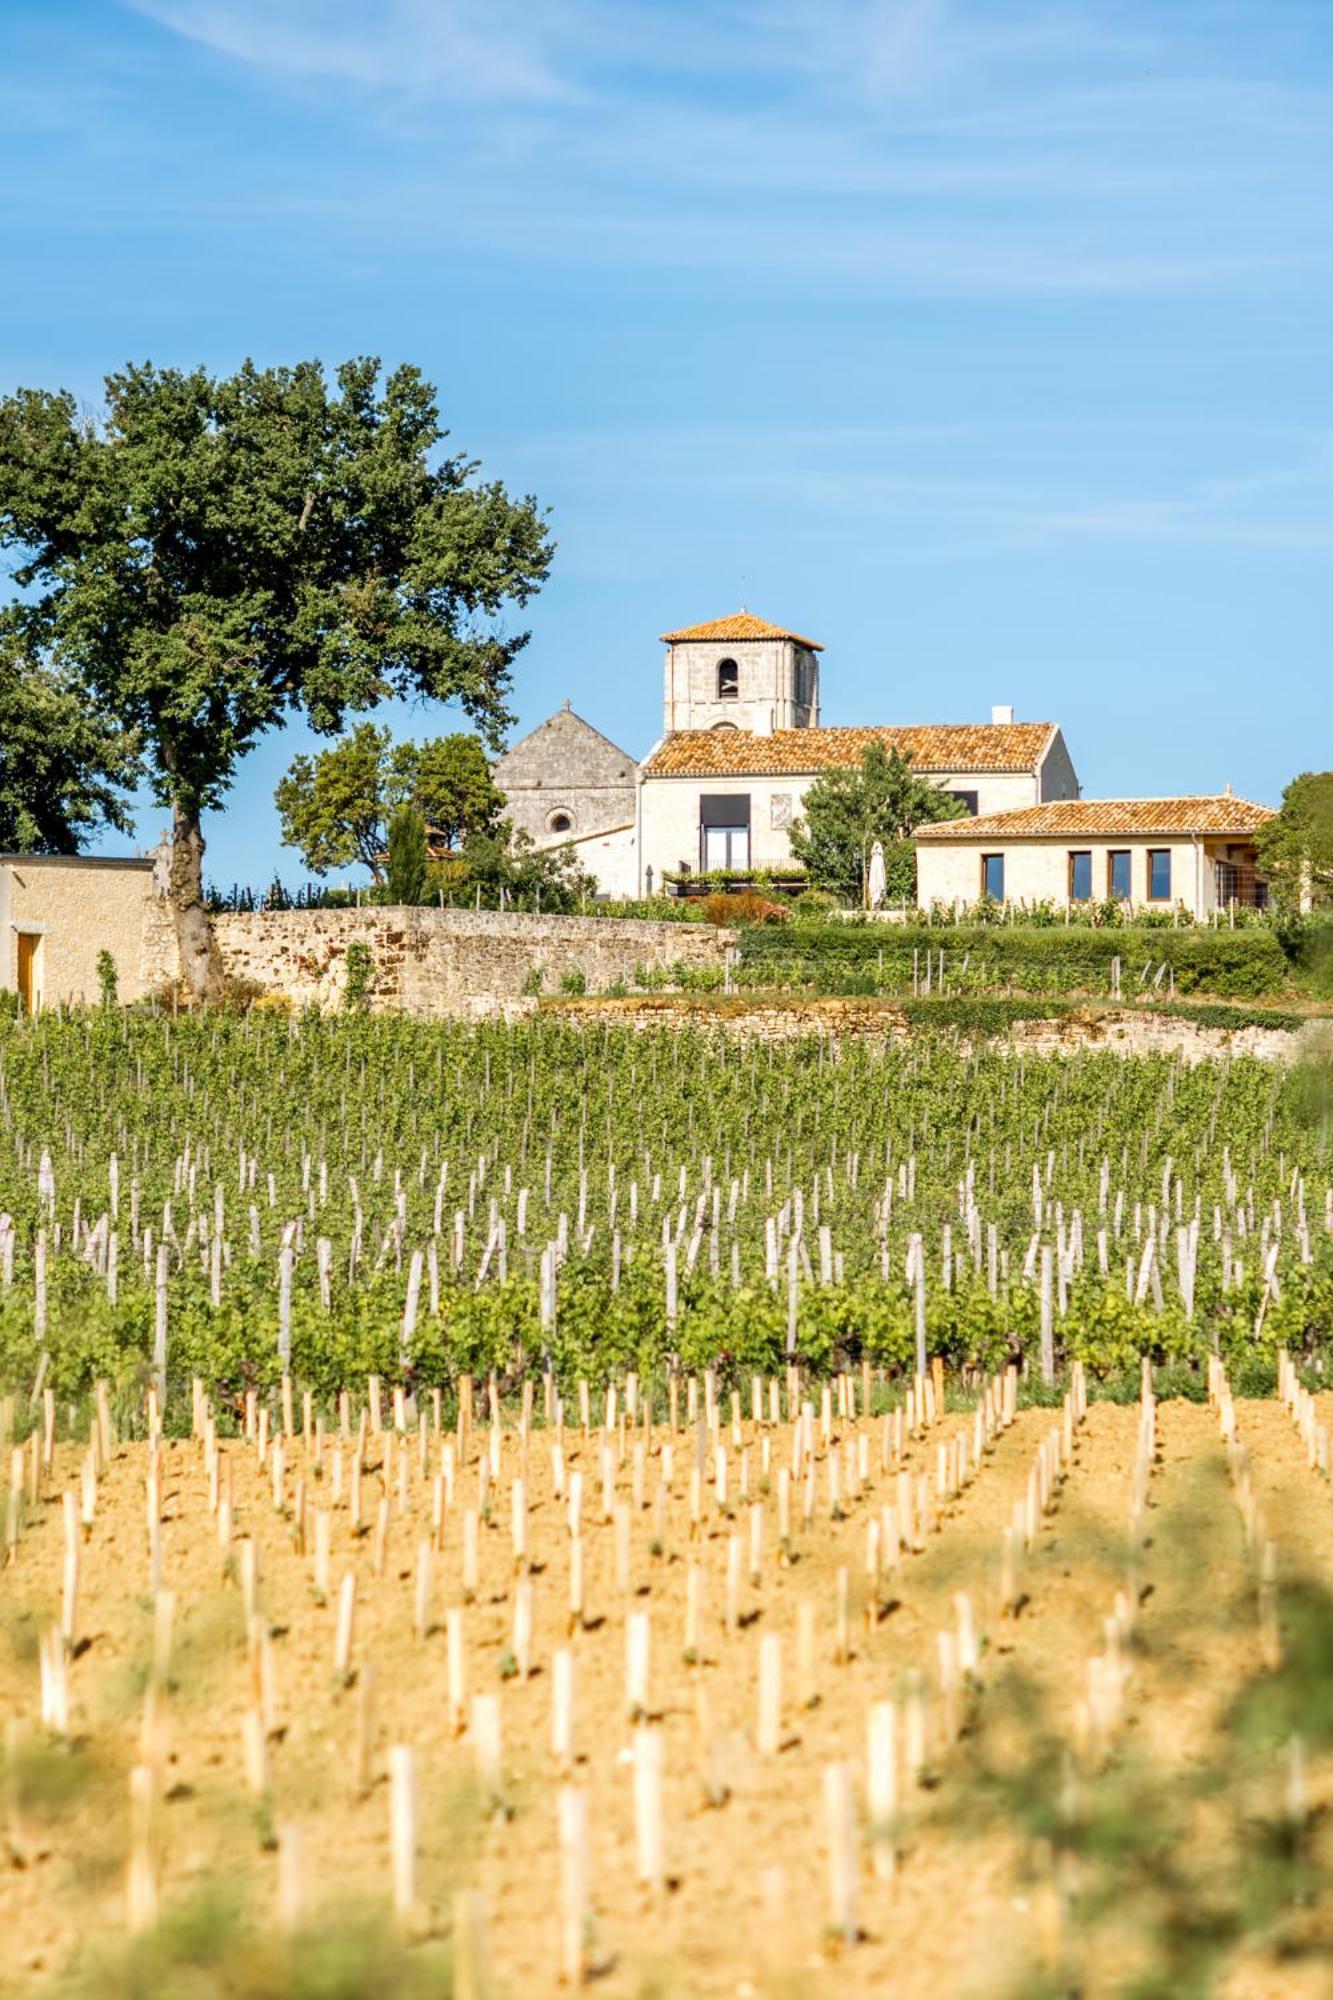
[275,723,397,881]
[411,733,504,851]
[0,358,551,998]
[276,724,504,881]
[386,804,428,906]
[1255,772,1333,912]
[789,743,969,904]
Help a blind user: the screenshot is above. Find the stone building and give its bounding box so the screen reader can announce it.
[492,701,639,898]
[915,794,1275,916]
[635,611,1080,897]
[0,851,170,1008]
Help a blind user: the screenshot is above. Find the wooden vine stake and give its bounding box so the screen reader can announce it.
[125,1764,158,1934]
[757,1634,782,1756]
[823,1761,859,1946]
[276,1823,305,1932]
[453,1887,488,2000]
[866,1700,898,1880]
[557,1786,589,1984]
[388,1744,417,1920]
[633,1727,665,1895]
[551,1647,576,1772]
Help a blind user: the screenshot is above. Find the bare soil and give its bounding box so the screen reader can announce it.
[4,1387,1333,1998]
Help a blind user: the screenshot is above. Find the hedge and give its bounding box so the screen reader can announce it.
[736,924,1290,1000]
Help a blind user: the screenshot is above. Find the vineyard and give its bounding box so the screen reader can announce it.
[3,1011,1333,1994]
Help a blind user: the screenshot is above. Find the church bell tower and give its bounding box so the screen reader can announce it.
[660,611,822,737]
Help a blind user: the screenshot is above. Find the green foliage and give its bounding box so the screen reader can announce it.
[788,743,969,904]
[385,804,428,906]
[0,357,551,990]
[738,922,1292,1000]
[275,723,502,881]
[95,950,118,1009]
[559,965,587,995]
[432,825,596,914]
[342,939,373,1013]
[1255,771,1333,911]
[520,964,544,996]
[42,1884,456,1999]
[0,647,140,851]
[0,1009,1326,1413]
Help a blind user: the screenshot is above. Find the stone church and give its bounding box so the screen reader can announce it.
[494,611,1080,899]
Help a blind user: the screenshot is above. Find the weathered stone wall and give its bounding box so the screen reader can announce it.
[147,908,730,1016]
[547,995,1316,1065]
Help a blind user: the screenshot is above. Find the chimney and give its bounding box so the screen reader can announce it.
[990,703,1015,727]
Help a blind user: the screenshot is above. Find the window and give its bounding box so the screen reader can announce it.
[950,791,979,816]
[1068,850,1092,902]
[717,657,739,700]
[981,853,1005,901]
[700,793,751,872]
[1108,850,1132,900]
[547,808,575,835]
[1147,849,1171,902]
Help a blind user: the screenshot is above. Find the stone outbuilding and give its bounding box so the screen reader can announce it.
[0,851,171,1009]
[915,794,1276,916]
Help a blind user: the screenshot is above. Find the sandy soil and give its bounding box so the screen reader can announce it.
[3,1382,1332,1998]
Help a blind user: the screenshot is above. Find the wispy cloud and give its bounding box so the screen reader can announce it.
[103,0,1333,300]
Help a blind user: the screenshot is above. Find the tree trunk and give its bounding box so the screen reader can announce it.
[170,801,223,1003]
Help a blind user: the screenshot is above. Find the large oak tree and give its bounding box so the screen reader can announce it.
[0,645,141,852]
[0,358,551,997]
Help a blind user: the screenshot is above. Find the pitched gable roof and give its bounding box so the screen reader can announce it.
[642,723,1055,780]
[659,612,824,651]
[494,704,637,783]
[915,795,1276,840]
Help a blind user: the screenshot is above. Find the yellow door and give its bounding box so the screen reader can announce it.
[16,932,38,1014]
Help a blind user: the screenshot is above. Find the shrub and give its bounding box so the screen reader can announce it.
[701,891,788,927]
[559,966,587,996]
[385,804,428,906]
[520,964,544,997]
[96,949,118,1008]
[343,939,373,1013]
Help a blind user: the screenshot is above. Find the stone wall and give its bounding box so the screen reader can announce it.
[151,907,730,1016]
[547,995,1316,1065]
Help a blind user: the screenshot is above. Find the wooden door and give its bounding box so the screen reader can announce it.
[16,932,37,1014]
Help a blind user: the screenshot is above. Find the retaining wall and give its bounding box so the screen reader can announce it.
[148,908,730,1016]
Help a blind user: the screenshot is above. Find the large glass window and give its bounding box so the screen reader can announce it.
[950,790,979,816]
[1147,849,1171,902]
[981,853,1005,901]
[1108,850,1132,900]
[1069,850,1092,902]
[700,793,751,873]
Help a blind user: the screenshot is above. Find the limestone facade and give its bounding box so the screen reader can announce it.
[493,703,637,855]
[0,853,167,1008]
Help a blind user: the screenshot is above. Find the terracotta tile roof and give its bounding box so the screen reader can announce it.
[659,612,824,651]
[916,795,1276,840]
[642,723,1054,779]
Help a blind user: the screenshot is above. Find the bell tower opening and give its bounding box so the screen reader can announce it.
[660,611,822,737]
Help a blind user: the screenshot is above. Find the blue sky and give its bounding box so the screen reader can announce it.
[2,0,1331,888]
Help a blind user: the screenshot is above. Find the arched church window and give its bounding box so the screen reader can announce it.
[717,657,739,700]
